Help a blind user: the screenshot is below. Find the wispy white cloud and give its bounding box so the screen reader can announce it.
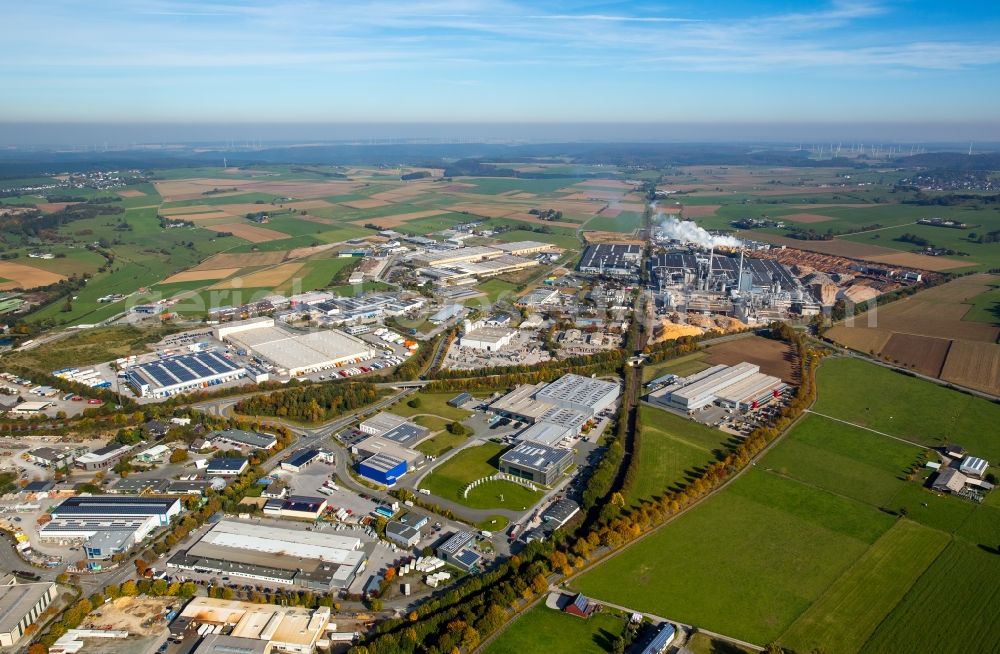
[2,0,998,75]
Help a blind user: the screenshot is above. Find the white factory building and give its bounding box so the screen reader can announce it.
[169,520,368,591]
[0,581,58,648]
[649,362,785,413]
[125,350,247,399]
[217,317,378,376]
[42,496,182,559]
[459,319,517,352]
[490,374,620,446]
[534,373,621,415]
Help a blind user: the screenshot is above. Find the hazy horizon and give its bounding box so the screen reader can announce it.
[2,122,999,149]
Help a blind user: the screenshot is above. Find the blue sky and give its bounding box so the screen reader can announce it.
[2,0,999,139]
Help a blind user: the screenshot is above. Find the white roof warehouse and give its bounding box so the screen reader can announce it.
[170,520,368,591]
[219,319,377,376]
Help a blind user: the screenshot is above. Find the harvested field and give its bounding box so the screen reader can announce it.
[117,189,146,197]
[370,185,435,201]
[447,203,522,218]
[215,222,290,243]
[940,340,1000,395]
[784,213,834,224]
[36,202,77,213]
[284,199,334,210]
[0,261,65,290]
[618,202,647,212]
[583,231,644,244]
[340,198,390,209]
[866,252,974,271]
[439,183,476,191]
[161,267,240,284]
[160,205,216,215]
[504,213,581,227]
[215,202,292,215]
[153,178,251,201]
[249,180,358,197]
[855,292,1000,343]
[792,203,877,209]
[288,243,339,259]
[680,204,720,218]
[353,209,449,228]
[740,186,843,196]
[209,262,304,289]
[155,178,360,202]
[880,333,952,377]
[827,275,1000,394]
[193,251,287,270]
[744,232,898,259]
[170,210,234,222]
[575,179,634,189]
[563,190,627,201]
[755,234,972,270]
[704,335,799,383]
[509,192,537,199]
[545,200,606,215]
[823,326,893,355]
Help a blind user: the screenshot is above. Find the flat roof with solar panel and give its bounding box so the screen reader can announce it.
[577,243,643,276]
[499,442,573,474]
[50,496,180,524]
[127,351,247,399]
[283,448,320,469]
[534,373,620,415]
[381,423,429,445]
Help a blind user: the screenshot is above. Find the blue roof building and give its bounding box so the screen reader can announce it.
[357,454,407,485]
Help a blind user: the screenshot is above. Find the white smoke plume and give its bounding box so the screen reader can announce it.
[654,213,741,249]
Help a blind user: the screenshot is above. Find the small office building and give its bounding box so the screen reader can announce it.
[499,442,573,486]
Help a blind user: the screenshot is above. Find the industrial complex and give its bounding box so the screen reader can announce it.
[126,351,247,399]
[648,362,786,413]
[175,597,333,653]
[40,495,181,559]
[577,243,644,278]
[216,317,378,377]
[169,520,368,591]
[648,249,821,322]
[490,373,619,449]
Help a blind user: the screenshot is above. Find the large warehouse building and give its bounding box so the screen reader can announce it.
[169,520,367,591]
[126,351,247,398]
[534,373,620,415]
[577,243,643,277]
[218,317,378,376]
[490,374,619,447]
[49,496,181,526]
[43,496,181,559]
[649,362,785,413]
[0,581,58,648]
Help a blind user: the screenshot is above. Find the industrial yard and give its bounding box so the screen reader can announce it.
[0,153,998,654]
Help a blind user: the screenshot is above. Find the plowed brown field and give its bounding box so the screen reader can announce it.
[703,335,799,383]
